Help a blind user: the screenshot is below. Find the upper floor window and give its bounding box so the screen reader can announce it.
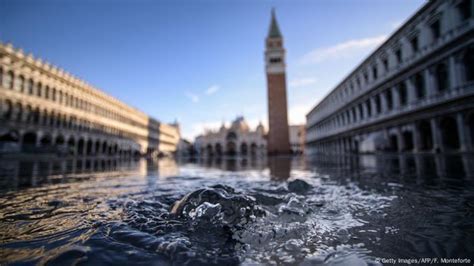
[395,48,402,64]
[382,57,389,72]
[364,72,369,84]
[28,79,34,95]
[372,65,378,80]
[52,88,57,101]
[463,46,474,82]
[37,83,42,97]
[410,35,419,53]
[45,86,50,99]
[374,94,381,114]
[414,72,425,99]
[270,57,281,63]
[366,100,372,117]
[430,19,441,41]
[6,71,13,89]
[358,104,364,119]
[398,82,408,106]
[457,0,472,21]
[435,62,449,91]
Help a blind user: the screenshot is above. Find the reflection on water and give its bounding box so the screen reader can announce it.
[0,154,473,265]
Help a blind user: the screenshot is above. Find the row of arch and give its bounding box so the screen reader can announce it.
[0,130,140,157]
[202,142,265,157]
[0,99,140,139]
[0,65,145,129]
[311,111,474,154]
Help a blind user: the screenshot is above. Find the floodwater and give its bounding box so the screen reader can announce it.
[0,154,473,265]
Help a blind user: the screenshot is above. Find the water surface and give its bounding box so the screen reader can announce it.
[0,154,473,265]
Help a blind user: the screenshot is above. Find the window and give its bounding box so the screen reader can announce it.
[358,104,364,119]
[463,47,474,82]
[395,48,402,63]
[270,57,281,63]
[6,71,13,89]
[52,88,57,101]
[430,19,441,41]
[16,75,24,92]
[414,73,425,99]
[410,36,418,53]
[37,83,42,97]
[398,82,407,106]
[364,72,369,83]
[374,94,381,114]
[382,58,389,72]
[435,63,449,91]
[45,86,50,99]
[457,0,471,21]
[372,65,378,80]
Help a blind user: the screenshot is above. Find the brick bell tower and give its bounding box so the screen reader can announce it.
[265,8,290,155]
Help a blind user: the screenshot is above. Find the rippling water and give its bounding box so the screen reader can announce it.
[0,155,473,265]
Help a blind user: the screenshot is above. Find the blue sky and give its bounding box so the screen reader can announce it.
[0,0,425,139]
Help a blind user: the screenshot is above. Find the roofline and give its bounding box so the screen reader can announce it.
[306,0,434,117]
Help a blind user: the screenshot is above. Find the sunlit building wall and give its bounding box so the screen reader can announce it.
[0,43,179,156]
[306,0,474,154]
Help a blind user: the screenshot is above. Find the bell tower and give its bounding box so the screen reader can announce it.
[265,8,290,155]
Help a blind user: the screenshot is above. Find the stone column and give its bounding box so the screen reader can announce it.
[370,97,377,117]
[430,118,442,152]
[381,92,388,113]
[456,113,469,152]
[392,86,400,109]
[425,68,436,97]
[406,78,417,104]
[397,128,404,152]
[448,55,460,90]
[413,123,422,152]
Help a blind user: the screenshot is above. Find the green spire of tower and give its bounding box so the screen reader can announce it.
[268,8,282,38]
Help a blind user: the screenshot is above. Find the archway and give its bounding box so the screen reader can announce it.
[418,120,433,151]
[402,131,414,151]
[215,143,223,156]
[22,132,37,152]
[86,140,93,155]
[240,142,248,155]
[95,140,101,155]
[40,134,52,147]
[226,141,236,156]
[468,112,474,149]
[206,144,213,157]
[463,46,474,82]
[67,137,76,155]
[78,138,85,155]
[250,143,257,156]
[435,63,449,92]
[389,135,398,152]
[440,116,460,150]
[102,141,107,154]
[55,135,65,147]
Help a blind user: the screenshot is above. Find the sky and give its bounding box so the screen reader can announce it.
[0,0,425,140]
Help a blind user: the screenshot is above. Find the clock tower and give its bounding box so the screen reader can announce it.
[265,9,290,155]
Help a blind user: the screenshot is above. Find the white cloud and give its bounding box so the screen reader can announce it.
[299,35,388,65]
[205,85,220,95]
[389,20,403,30]
[289,77,317,88]
[184,91,200,103]
[288,102,313,125]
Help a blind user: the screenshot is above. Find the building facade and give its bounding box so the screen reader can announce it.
[306,0,474,155]
[194,116,266,157]
[265,9,291,155]
[289,125,305,154]
[0,43,180,156]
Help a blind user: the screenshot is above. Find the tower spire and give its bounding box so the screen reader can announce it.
[268,8,282,38]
